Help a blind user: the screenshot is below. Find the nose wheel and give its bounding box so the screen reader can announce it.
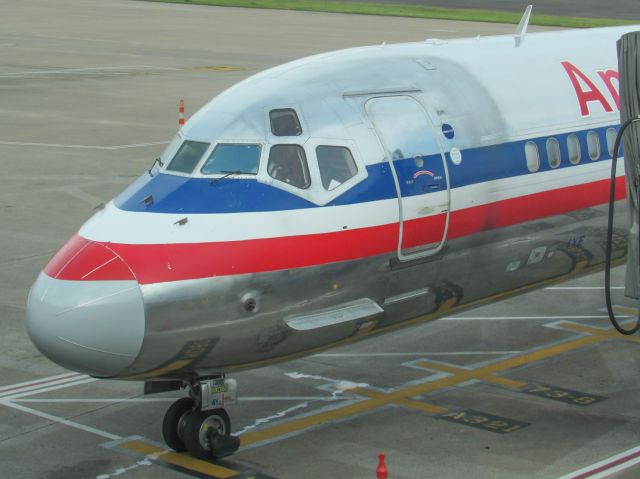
[162,397,195,452]
[161,378,240,460]
[183,408,236,459]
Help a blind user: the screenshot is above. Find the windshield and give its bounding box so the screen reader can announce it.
[201,143,261,175]
[166,140,210,174]
[158,134,181,164]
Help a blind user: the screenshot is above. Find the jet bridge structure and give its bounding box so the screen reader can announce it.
[605,32,640,334]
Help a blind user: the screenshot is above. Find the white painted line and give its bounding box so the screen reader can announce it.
[95,457,154,479]
[314,351,521,357]
[14,396,340,403]
[0,372,80,393]
[13,398,172,403]
[0,65,181,78]
[442,315,629,321]
[2,377,97,400]
[0,401,121,440]
[0,376,98,401]
[546,287,624,290]
[556,445,640,479]
[0,374,88,399]
[0,140,167,150]
[285,372,372,400]
[285,372,370,390]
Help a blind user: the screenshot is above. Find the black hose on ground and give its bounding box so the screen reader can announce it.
[605,116,640,335]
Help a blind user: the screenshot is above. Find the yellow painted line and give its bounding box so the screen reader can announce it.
[395,398,449,415]
[241,335,608,448]
[559,322,640,344]
[351,387,448,414]
[122,440,239,478]
[478,374,528,389]
[416,360,527,389]
[469,335,604,376]
[241,337,603,446]
[417,360,466,374]
[240,396,387,446]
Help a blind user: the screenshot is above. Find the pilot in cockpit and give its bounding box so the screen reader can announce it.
[268,144,309,189]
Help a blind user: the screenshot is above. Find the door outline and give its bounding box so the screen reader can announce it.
[365,95,451,261]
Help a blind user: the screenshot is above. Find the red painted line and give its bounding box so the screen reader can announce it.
[568,450,640,478]
[44,176,626,284]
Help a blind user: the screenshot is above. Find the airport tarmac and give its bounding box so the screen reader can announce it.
[1,1,639,478]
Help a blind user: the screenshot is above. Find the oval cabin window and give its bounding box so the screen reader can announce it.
[525,141,540,173]
[567,134,581,165]
[546,138,561,169]
[606,128,618,158]
[587,131,601,161]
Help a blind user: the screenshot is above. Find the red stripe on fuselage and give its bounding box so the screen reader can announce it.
[44,177,626,284]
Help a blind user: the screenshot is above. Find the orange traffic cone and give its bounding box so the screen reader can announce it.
[377,452,388,479]
[179,99,185,127]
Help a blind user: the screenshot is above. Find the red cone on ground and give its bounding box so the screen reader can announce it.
[377,452,388,479]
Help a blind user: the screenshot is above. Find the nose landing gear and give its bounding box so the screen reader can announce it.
[161,377,240,459]
[162,396,194,452]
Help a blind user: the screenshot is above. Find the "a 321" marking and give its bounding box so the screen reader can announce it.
[439,409,529,434]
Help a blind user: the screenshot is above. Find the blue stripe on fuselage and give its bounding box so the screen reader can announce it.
[114,125,619,214]
[114,161,398,213]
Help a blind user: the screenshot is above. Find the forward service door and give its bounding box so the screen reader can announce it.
[366,96,450,260]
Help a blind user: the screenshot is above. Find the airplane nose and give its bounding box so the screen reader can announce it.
[26,272,145,377]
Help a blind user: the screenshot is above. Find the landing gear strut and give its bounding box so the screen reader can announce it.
[161,377,240,459]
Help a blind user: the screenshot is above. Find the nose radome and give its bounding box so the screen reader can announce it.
[26,272,145,378]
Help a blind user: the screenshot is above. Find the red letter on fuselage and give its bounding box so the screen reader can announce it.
[597,69,620,110]
[561,61,613,116]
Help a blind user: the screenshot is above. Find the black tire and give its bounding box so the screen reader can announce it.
[162,397,195,452]
[183,408,231,459]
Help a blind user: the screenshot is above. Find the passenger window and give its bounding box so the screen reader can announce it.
[268,145,310,189]
[166,140,210,174]
[201,144,261,175]
[587,131,601,160]
[606,128,618,157]
[270,109,302,136]
[316,146,358,190]
[567,134,581,165]
[546,138,561,168]
[525,141,540,173]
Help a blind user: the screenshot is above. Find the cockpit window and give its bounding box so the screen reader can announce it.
[270,109,302,136]
[201,144,261,175]
[268,144,310,189]
[166,140,210,174]
[316,146,358,190]
[159,134,182,164]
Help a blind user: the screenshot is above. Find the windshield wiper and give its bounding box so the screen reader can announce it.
[210,170,243,186]
[147,157,164,177]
